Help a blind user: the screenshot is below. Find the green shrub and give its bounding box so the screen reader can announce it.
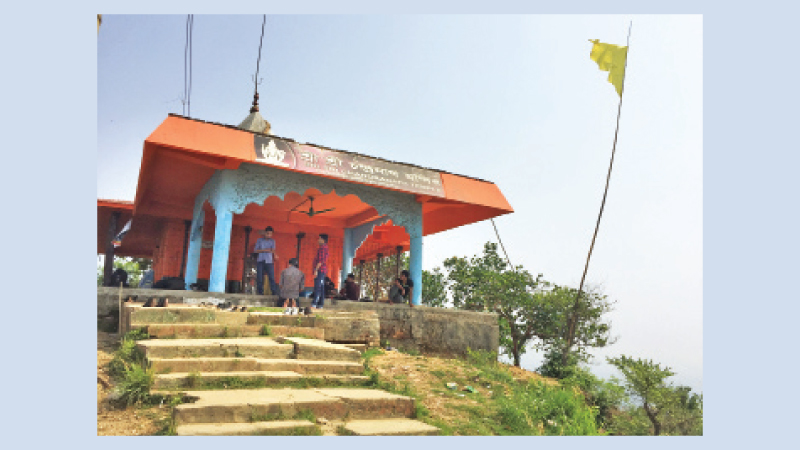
[113,362,155,406]
[107,338,146,378]
[260,325,272,336]
[495,381,602,435]
[560,367,626,429]
[123,327,150,341]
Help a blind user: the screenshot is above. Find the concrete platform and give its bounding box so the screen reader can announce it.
[136,337,294,359]
[343,419,440,436]
[149,357,364,375]
[173,388,414,425]
[279,337,362,362]
[176,420,317,436]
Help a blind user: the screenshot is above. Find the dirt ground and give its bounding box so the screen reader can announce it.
[96,332,170,436]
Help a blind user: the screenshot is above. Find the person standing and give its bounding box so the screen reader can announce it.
[400,269,415,308]
[279,258,305,315]
[254,226,279,296]
[311,234,329,310]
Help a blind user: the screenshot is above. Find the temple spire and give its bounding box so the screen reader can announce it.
[238,15,271,135]
[238,92,272,134]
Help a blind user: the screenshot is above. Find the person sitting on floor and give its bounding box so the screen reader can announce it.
[338,273,361,301]
[387,277,407,305]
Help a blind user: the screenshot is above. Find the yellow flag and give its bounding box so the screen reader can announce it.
[589,39,628,96]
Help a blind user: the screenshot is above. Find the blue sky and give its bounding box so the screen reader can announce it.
[98,14,702,393]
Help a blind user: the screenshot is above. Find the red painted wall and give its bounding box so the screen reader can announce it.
[150,217,344,291]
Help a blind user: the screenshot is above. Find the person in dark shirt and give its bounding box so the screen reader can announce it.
[339,273,361,301]
[311,234,329,310]
[388,277,406,305]
[324,276,337,298]
[400,269,415,308]
[109,268,129,287]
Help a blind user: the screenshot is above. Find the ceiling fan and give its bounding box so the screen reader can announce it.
[289,196,336,218]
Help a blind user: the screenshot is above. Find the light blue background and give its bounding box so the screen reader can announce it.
[3,0,797,448]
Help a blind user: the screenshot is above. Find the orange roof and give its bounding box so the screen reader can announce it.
[102,114,513,258]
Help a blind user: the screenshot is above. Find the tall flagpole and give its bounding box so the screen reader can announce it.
[561,22,633,367]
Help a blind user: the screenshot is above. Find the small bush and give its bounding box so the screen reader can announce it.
[495,381,602,436]
[123,328,150,341]
[260,325,272,336]
[113,362,155,407]
[293,409,316,422]
[107,339,146,378]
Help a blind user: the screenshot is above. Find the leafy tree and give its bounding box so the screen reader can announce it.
[607,355,676,436]
[421,267,446,307]
[661,385,703,435]
[536,285,616,378]
[443,243,549,366]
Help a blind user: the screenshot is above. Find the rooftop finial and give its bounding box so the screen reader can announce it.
[250,92,260,113]
[238,15,271,134]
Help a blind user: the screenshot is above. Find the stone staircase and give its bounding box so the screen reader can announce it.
[129,305,438,436]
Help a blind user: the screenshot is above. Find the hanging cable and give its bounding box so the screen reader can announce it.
[188,14,194,117]
[183,15,189,116]
[490,218,513,268]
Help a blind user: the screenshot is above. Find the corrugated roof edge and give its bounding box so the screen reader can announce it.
[166,113,493,184]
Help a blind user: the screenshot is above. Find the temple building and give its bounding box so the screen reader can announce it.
[97,106,513,305]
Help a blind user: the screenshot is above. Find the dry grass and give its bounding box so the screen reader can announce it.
[368,349,559,435]
[96,332,171,436]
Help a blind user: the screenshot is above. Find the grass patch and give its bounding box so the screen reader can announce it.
[247,307,285,313]
[287,333,316,339]
[260,325,272,336]
[398,347,421,356]
[336,425,356,436]
[158,375,367,391]
[292,409,316,422]
[430,370,447,379]
[257,426,323,436]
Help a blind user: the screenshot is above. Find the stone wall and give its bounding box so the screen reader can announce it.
[98,289,498,356]
[330,301,499,356]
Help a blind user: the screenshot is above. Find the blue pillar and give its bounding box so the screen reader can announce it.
[409,235,423,306]
[406,209,424,306]
[184,211,204,290]
[341,228,355,287]
[209,208,233,293]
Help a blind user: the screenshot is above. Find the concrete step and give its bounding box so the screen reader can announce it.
[278,337,361,362]
[149,357,364,375]
[337,343,367,353]
[173,388,414,425]
[130,306,249,327]
[176,420,318,436]
[153,371,370,389]
[342,419,440,436]
[247,313,320,327]
[143,323,324,340]
[136,337,294,359]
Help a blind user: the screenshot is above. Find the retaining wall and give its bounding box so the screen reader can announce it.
[330,301,499,356]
